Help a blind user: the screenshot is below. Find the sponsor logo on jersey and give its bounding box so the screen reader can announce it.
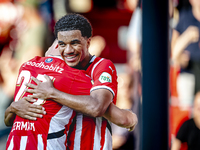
[23,61,64,73]
[11,121,35,132]
[99,72,112,83]
[45,58,53,63]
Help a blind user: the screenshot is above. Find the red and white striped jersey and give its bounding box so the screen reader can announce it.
[67,56,118,150]
[6,56,92,150]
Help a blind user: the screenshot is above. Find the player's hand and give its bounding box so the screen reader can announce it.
[11,97,46,120]
[127,111,138,132]
[127,123,137,132]
[25,75,54,100]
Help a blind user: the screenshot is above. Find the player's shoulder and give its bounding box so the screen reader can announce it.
[21,56,65,70]
[20,56,41,67]
[90,56,117,77]
[92,56,115,68]
[94,56,113,63]
[22,56,55,63]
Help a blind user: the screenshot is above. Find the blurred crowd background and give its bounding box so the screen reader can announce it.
[0,0,199,149]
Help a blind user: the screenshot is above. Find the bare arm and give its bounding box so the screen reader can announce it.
[50,88,112,117]
[103,103,138,131]
[4,97,46,126]
[26,75,112,117]
[25,75,138,130]
[171,27,199,64]
[171,138,181,150]
[4,104,16,126]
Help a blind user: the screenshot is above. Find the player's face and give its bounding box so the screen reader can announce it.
[57,30,91,68]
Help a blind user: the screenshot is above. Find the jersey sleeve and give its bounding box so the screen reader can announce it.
[90,59,118,104]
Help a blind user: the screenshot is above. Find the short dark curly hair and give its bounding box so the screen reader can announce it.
[54,13,92,39]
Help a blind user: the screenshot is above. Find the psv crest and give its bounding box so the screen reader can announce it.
[45,58,53,63]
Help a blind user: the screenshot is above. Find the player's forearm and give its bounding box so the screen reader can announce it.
[49,88,104,117]
[4,103,16,126]
[103,103,138,128]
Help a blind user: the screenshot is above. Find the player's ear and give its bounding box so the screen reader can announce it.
[87,37,92,49]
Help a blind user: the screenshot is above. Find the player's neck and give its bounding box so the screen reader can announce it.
[74,54,92,70]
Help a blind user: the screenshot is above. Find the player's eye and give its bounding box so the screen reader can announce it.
[59,43,66,47]
[71,40,80,45]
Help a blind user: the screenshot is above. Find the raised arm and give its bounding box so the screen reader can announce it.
[171,26,199,66]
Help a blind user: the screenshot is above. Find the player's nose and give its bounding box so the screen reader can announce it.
[64,44,74,54]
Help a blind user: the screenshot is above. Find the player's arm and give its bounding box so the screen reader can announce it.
[171,138,181,150]
[25,77,138,131]
[103,103,138,131]
[4,97,46,126]
[25,78,138,131]
[52,87,112,117]
[4,104,16,126]
[25,75,112,117]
